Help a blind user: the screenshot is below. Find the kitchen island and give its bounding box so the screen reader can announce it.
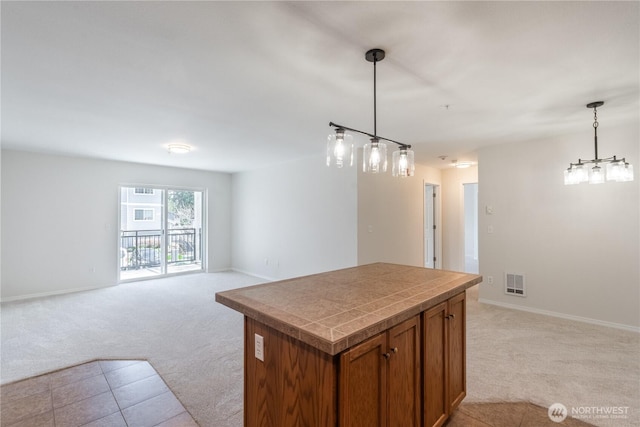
[216,263,482,427]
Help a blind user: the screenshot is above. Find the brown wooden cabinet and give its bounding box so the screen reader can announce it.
[423,292,466,427]
[339,316,420,427]
[239,290,471,427]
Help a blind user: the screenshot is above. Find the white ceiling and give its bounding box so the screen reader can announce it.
[2,1,638,173]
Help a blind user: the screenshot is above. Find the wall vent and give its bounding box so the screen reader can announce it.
[505,273,526,297]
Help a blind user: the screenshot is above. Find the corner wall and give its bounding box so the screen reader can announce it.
[231,155,357,280]
[478,123,639,329]
[1,150,232,300]
[357,163,441,267]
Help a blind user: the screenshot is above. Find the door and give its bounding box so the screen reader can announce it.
[423,293,466,427]
[425,184,438,269]
[167,189,203,275]
[423,302,447,427]
[340,333,387,427]
[119,186,165,280]
[447,292,466,411]
[463,183,479,273]
[388,316,420,427]
[340,316,420,427]
[119,186,204,281]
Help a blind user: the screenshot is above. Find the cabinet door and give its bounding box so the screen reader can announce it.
[340,333,387,427]
[388,316,420,427]
[422,302,448,427]
[447,292,466,412]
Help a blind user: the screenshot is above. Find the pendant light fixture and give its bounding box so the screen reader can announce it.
[564,101,634,185]
[327,49,414,177]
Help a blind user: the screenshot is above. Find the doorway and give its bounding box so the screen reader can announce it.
[119,186,204,281]
[424,184,440,269]
[463,183,479,273]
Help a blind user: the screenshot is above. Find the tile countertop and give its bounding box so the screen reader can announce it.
[215,263,482,355]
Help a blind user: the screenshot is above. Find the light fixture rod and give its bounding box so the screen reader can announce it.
[373,51,377,136]
[329,122,411,149]
[587,101,603,160]
[593,106,599,160]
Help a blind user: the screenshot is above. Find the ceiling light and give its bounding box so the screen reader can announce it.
[564,102,633,185]
[452,160,473,169]
[167,143,191,154]
[327,49,414,177]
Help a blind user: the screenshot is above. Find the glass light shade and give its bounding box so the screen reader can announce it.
[605,160,626,181]
[392,148,415,177]
[326,130,354,168]
[363,139,387,173]
[588,164,605,184]
[564,168,578,185]
[574,164,589,183]
[621,163,634,182]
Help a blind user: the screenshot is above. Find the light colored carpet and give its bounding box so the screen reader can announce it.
[1,272,638,427]
[465,286,639,427]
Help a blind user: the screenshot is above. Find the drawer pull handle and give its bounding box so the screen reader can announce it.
[382,352,391,359]
[391,347,398,353]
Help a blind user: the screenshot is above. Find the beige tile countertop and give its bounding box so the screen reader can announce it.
[215,263,482,355]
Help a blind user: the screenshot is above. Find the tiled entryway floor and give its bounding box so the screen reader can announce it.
[1,360,198,427]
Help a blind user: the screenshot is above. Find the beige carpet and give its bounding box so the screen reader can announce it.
[1,272,638,427]
[465,287,639,427]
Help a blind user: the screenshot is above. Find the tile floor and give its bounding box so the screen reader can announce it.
[1,359,597,427]
[446,401,596,427]
[0,360,198,427]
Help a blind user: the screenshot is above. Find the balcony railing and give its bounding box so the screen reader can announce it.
[120,228,201,270]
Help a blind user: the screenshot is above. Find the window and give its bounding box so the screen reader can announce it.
[134,209,154,221]
[134,188,154,195]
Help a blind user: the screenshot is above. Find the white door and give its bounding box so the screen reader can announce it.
[463,183,479,273]
[425,184,437,269]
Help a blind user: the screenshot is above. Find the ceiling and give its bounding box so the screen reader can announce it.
[2,1,638,173]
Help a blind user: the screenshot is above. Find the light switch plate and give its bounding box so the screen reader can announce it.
[255,334,264,362]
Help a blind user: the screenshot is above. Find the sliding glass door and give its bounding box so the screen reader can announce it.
[166,189,203,275]
[119,186,204,281]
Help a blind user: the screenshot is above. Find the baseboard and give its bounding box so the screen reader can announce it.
[1,269,265,302]
[478,298,640,333]
[229,268,276,282]
[1,284,117,303]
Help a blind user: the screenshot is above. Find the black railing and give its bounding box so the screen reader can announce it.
[120,228,200,270]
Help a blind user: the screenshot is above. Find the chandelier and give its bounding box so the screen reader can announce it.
[564,101,634,185]
[326,49,415,177]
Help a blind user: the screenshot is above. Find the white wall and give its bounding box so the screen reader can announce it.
[231,155,357,280]
[478,123,639,329]
[358,163,442,267]
[441,166,479,272]
[1,150,232,300]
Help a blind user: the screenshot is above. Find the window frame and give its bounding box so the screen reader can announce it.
[134,208,154,221]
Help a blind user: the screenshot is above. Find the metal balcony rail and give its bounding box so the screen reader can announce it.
[120,228,201,270]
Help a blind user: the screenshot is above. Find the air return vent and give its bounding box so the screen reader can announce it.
[505,273,526,297]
